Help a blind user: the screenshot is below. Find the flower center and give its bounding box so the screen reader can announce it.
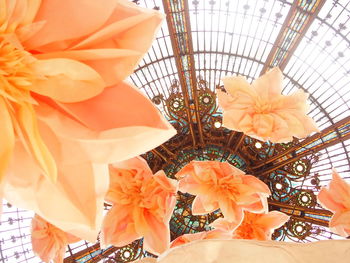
[46,223,67,243]
[233,213,260,239]
[0,39,35,104]
[212,176,241,200]
[254,101,272,114]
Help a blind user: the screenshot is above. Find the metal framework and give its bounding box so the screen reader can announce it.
[261,0,326,74]
[162,0,204,146]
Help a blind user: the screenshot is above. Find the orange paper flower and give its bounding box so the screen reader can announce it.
[31,215,80,263]
[170,229,232,248]
[217,68,318,143]
[1,0,175,241]
[211,211,290,240]
[176,161,271,227]
[317,169,350,237]
[101,157,178,255]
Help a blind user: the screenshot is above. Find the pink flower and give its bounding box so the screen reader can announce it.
[1,0,175,241]
[211,211,290,241]
[170,230,232,248]
[317,169,350,237]
[176,161,271,227]
[31,215,80,263]
[217,67,318,143]
[101,157,178,255]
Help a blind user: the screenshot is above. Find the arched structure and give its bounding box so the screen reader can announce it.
[1,0,349,262]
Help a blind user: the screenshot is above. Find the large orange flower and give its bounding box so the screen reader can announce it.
[101,157,178,255]
[317,169,350,237]
[31,215,80,263]
[1,0,175,241]
[170,229,232,248]
[176,161,271,227]
[211,211,289,241]
[217,67,318,143]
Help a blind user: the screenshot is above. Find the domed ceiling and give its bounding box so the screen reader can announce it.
[1,0,350,262]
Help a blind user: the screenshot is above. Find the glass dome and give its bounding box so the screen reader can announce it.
[1,0,349,262]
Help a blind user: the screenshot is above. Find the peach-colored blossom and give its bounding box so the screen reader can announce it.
[176,161,271,227]
[217,67,318,143]
[1,0,175,241]
[31,215,80,263]
[211,211,290,240]
[318,169,350,237]
[101,157,178,255]
[170,229,232,248]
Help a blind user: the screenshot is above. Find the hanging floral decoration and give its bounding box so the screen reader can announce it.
[216,67,319,143]
[0,0,334,261]
[101,157,178,255]
[176,161,271,228]
[317,169,350,237]
[31,215,80,263]
[0,0,175,241]
[211,211,290,241]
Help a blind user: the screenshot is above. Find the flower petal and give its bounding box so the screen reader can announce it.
[133,208,149,237]
[17,103,57,182]
[24,0,117,51]
[31,58,105,103]
[329,210,350,237]
[72,1,164,52]
[31,215,79,263]
[219,199,243,225]
[65,233,81,244]
[34,82,176,163]
[242,197,268,214]
[252,67,283,99]
[143,214,171,255]
[4,126,109,242]
[192,196,218,215]
[237,113,254,134]
[55,81,168,130]
[221,108,248,132]
[318,170,350,212]
[110,156,153,175]
[256,211,290,231]
[20,0,42,26]
[101,205,141,248]
[210,218,241,233]
[0,97,14,183]
[216,89,235,110]
[35,49,142,87]
[4,0,41,31]
[252,114,274,139]
[329,169,350,206]
[274,111,312,139]
[153,170,178,193]
[221,76,253,98]
[242,175,271,195]
[317,188,344,212]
